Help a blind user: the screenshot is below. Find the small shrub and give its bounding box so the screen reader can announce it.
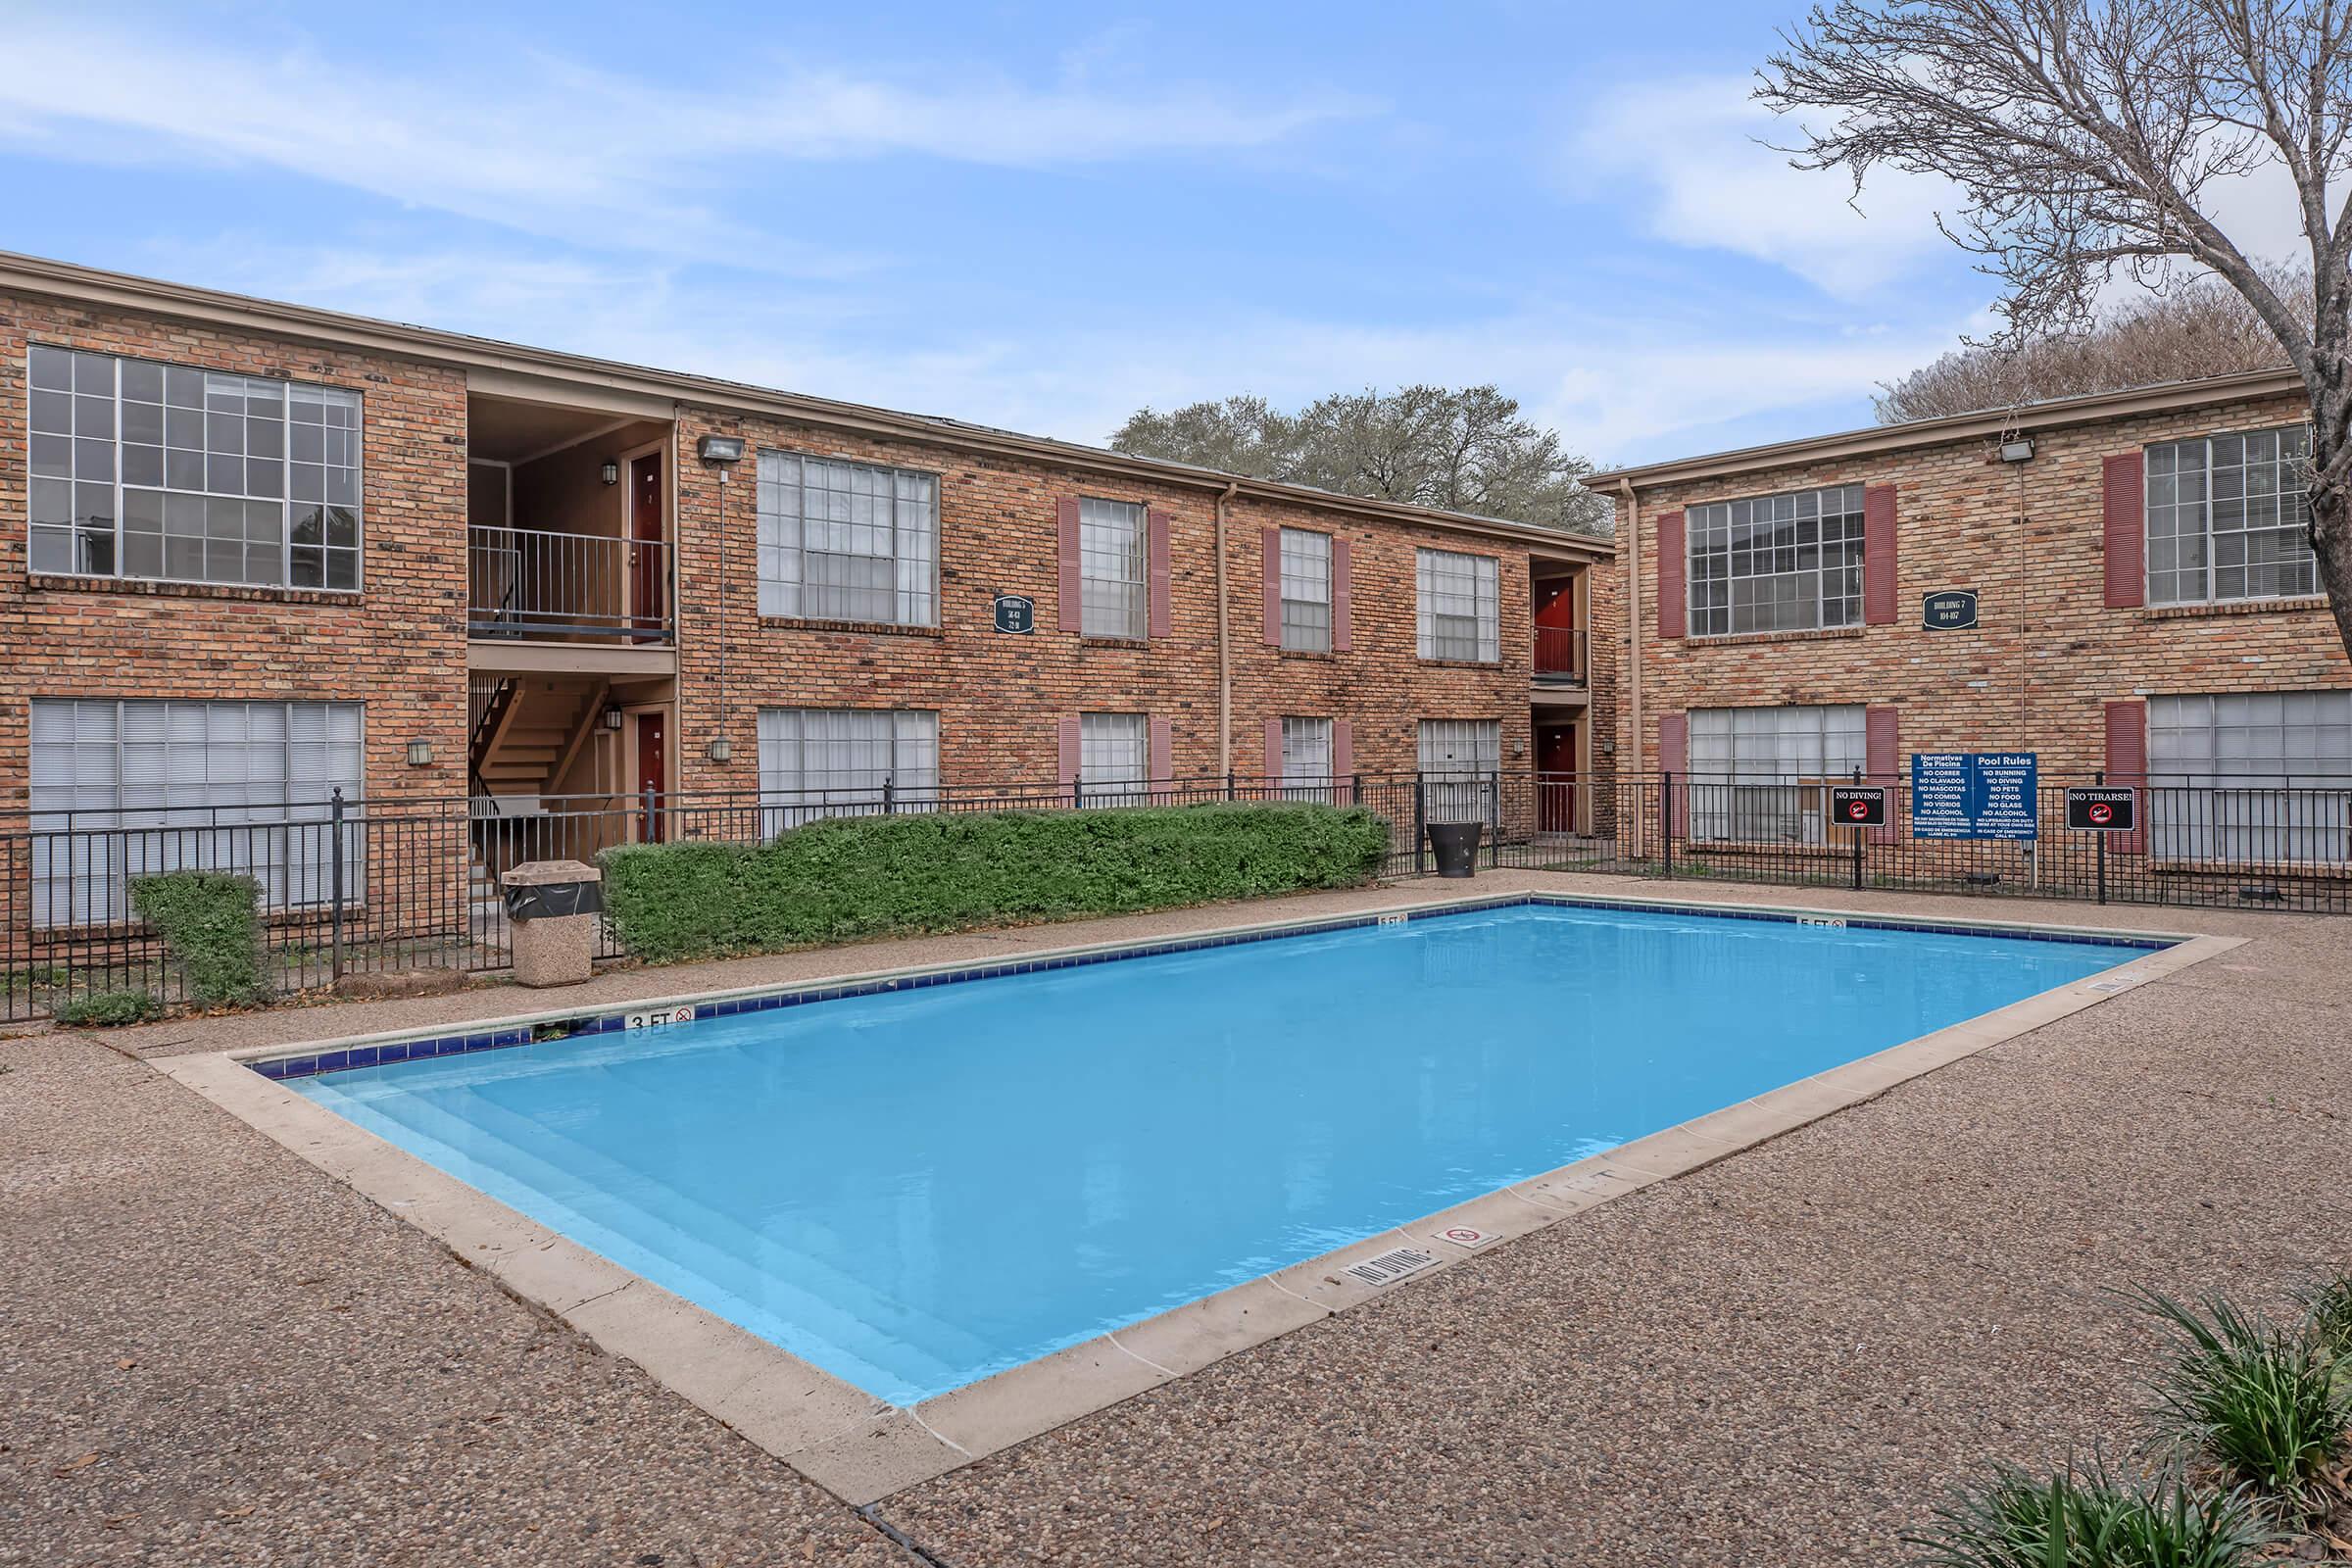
[602,803,1394,963]
[1904,1459,2269,1567]
[130,870,267,1005]
[55,990,163,1028]
[2127,1287,2352,1516]
[2295,1270,2352,1365]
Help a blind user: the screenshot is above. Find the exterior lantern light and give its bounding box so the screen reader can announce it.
[601,703,623,731]
[707,735,733,763]
[406,739,433,766]
[600,460,620,486]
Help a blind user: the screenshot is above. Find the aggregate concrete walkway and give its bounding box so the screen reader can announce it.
[5,873,2347,1566]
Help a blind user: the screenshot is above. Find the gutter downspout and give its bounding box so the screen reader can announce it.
[1619,478,1642,774]
[1215,480,1240,776]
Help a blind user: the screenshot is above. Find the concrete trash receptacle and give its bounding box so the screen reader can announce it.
[501,859,603,988]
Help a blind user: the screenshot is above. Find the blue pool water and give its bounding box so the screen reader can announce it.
[290,902,2143,1403]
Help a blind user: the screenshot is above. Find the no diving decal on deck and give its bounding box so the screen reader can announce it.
[1344,1247,1440,1286]
[624,1004,696,1030]
[1434,1225,1495,1250]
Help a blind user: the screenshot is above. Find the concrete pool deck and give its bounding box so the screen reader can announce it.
[7,871,2350,1564]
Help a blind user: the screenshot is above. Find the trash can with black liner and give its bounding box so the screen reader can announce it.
[501,859,603,987]
[1425,820,1484,878]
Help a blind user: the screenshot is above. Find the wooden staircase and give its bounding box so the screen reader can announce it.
[471,679,607,799]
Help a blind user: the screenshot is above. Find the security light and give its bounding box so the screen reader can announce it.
[697,434,746,464]
[1999,437,2035,463]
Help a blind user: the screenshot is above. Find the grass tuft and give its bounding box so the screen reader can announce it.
[53,990,163,1028]
[1903,1458,2269,1567]
[2126,1287,2352,1517]
[2295,1270,2352,1366]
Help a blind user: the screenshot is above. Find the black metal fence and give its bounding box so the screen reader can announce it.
[5,768,2344,1022]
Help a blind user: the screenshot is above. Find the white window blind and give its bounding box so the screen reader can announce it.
[1080,712,1149,804]
[2145,426,2318,606]
[1279,529,1333,652]
[756,453,939,625]
[28,698,364,925]
[1280,716,1333,788]
[1687,485,1863,637]
[1416,550,1498,662]
[2148,691,2352,863]
[1418,718,1499,822]
[1687,704,1866,844]
[756,708,939,833]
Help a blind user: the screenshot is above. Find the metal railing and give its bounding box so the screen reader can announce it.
[467,524,672,642]
[1533,625,1589,685]
[6,768,2345,1022]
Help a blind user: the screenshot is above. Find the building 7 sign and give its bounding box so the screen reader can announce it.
[1910,753,2039,840]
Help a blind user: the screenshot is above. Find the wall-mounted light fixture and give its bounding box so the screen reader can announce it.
[406,739,434,766]
[697,434,746,464]
[707,735,733,763]
[601,703,623,732]
[1999,437,2035,463]
[600,460,620,486]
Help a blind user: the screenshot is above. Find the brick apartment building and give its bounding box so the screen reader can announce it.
[1591,369,2352,866]
[0,253,1615,932]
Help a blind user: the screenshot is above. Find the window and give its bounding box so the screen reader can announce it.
[1416,549,1498,662]
[1280,716,1333,790]
[28,345,362,590]
[1279,528,1333,651]
[2145,426,2317,606]
[1079,711,1149,803]
[2148,692,2352,863]
[756,453,939,625]
[1687,485,1863,638]
[28,698,364,925]
[1687,704,1865,844]
[1418,718,1499,822]
[756,708,938,831]
[1079,498,1147,638]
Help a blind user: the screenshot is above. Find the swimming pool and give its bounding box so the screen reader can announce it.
[285,899,2150,1404]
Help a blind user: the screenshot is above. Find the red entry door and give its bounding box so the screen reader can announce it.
[1533,579,1577,676]
[1537,725,1579,832]
[636,711,666,842]
[629,454,664,640]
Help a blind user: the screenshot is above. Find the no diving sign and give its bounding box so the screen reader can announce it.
[2066,787,2137,833]
[1829,784,1888,828]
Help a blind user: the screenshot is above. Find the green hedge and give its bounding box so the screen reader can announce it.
[55,989,163,1028]
[130,870,267,1005]
[600,802,1393,962]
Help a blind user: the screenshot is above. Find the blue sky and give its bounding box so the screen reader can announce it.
[0,1,2016,466]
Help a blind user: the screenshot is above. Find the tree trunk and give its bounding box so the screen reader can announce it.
[2311,373,2352,668]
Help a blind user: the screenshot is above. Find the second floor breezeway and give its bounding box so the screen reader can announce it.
[466,389,673,654]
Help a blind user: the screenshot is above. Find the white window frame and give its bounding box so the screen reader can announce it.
[1416,549,1498,662]
[1079,498,1148,639]
[2147,691,2352,864]
[755,451,940,626]
[1686,484,1863,638]
[1079,711,1150,804]
[755,708,939,833]
[1279,528,1333,652]
[27,698,365,926]
[1280,715,1334,793]
[1686,704,1867,845]
[2144,425,2318,607]
[27,344,363,593]
[1418,718,1499,822]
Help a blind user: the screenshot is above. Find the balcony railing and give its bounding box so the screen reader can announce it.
[1534,625,1588,685]
[467,525,672,643]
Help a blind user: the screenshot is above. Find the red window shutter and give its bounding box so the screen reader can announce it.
[1865,706,1900,842]
[1261,527,1282,644]
[1658,711,1689,836]
[1148,508,1173,638]
[1056,715,1080,785]
[1056,499,1082,632]
[1655,511,1686,639]
[1263,717,1284,781]
[2104,700,2148,855]
[1863,484,1898,624]
[1150,715,1174,789]
[1332,538,1353,652]
[1332,718,1353,785]
[2102,454,2145,609]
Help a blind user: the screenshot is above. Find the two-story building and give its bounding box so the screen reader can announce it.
[1592,369,2351,868]
[1,252,1615,938]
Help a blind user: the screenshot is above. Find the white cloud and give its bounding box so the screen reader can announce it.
[1571,75,1963,298]
[0,17,1375,264]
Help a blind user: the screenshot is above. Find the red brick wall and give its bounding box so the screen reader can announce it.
[0,292,473,819]
[1616,389,2351,779]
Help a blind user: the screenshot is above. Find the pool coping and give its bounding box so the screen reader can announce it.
[152,890,2242,1506]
